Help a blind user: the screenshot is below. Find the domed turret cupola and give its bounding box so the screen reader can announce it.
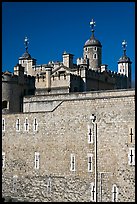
[83,19,102,70]
[18,37,36,75]
[118,40,132,88]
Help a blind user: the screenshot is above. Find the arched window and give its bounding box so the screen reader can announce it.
[94,46,97,51]
[93,53,97,59]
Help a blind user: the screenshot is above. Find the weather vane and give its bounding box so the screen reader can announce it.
[90,19,96,32]
[24,37,29,52]
[122,40,127,55]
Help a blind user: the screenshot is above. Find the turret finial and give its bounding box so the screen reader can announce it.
[122,40,127,56]
[90,19,96,36]
[24,37,29,52]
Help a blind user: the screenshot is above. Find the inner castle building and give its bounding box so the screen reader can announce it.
[2,19,135,202]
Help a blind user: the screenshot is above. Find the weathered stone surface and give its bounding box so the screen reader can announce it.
[2,89,135,202]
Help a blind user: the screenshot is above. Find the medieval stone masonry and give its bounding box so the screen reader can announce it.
[2,19,135,202]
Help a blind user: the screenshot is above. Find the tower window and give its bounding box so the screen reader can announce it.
[33,118,38,131]
[2,152,5,168]
[91,182,95,202]
[2,118,5,132]
[16,118,20,132]
[24,118,29,131]
[70,154,75,171]
[47,177,51,193]
[129,128,134,143]
[88,154,93,172]
[35,152,40,169]
[86,55,88,59]
[88,125,94,143]
[112,184,118,202]
[128,148,135,165]
[13,175,18,192]
[94,47,97,51]
[85,47,88,52]
[93,53,97,59]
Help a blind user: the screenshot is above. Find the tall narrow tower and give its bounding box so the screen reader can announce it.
[18,37,36,75]
[83,19,102,71]
[118,40,132,88]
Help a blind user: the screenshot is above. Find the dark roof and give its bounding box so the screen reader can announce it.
[118,55,132,63]
[84,34,102,47]
[19,51,32,59]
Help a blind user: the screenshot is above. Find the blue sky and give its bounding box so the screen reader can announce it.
[2,2,135,81]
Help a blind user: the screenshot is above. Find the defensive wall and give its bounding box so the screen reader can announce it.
[2,89,135,202]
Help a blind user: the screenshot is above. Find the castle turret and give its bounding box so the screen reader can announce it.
[83,19,102,71]
[19,37,36,75]
[62,51,74,68]
[118,40,132,88]
[46,67,52,91]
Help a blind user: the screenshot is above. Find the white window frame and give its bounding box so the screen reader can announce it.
[91,182,95,202]
[33,118,38,132]
[93,53,97,59]
[47,177,51,193]
[24,117,29,131]
[2,152,5,168]
[129,127,134,143]
[16,118,20,132]
[35,152,40,169]
[128,148,135,166]
[88,124,94,144]
[112,184,118,202]
[94,46,97,51]
[2,118,5,132]
[70,154,75,171]
[13,175,18,192]
[88,153,93,172]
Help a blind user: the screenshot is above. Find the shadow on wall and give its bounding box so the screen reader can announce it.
[2,196,28,202]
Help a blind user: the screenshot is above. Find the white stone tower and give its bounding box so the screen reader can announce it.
[18,37,36,75]
[83,19,102,71]
[118,40,132,88]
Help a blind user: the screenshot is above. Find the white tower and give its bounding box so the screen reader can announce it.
[118,40,132,88]
[83,19,102,71]
[18,37,36,75]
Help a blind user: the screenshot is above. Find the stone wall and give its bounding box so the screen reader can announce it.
[2,89,135,202]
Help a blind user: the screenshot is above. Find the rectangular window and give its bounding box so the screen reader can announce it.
[129,127,134,143]
[13,175,18,192]
[35,152,40,169]
[88,124,94,144]
[2,118,5,132]
[2,152,5,168]
[128,148,135,166]
[16,118,20,131]
[33,118,38,131]
[24,118,29,131]
[88,154,93,172]
[91,182,95,202]
[47,177,51,193]
[70,154,75,171]
[112,184,118,202]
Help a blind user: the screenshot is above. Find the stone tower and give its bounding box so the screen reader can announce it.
[18,37,36,75]
[118,40,132,88]
[83,19,102,71]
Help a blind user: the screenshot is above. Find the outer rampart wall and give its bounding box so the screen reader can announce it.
[2,89,135,202]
